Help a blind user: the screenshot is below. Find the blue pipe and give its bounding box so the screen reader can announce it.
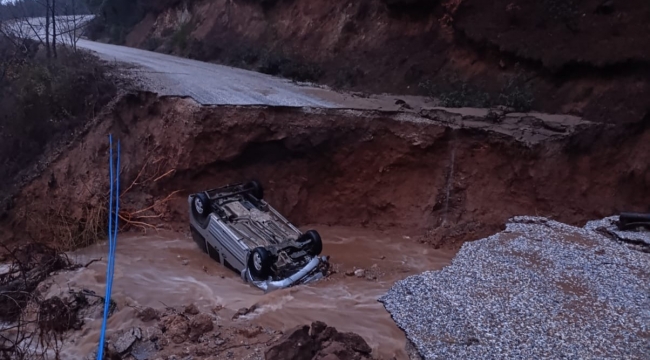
[106,140,120,317]
[97,136,120,360]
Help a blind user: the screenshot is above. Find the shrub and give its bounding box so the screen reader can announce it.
[258,51,323,83]
[171,21,194,51]
[0,39,117,206]
[144,37,162,51]
[497,77,534,112]
[419,75,534,111]
[419,80,491,108]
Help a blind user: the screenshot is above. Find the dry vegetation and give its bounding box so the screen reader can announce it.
[0,36,116,191]
[0,243,104,359]
[0,34,120,252]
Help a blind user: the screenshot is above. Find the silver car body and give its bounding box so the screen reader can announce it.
[188,182,328,291]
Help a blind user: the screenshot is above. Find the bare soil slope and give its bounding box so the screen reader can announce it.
[94,0,650,124]
[4,92,650,250]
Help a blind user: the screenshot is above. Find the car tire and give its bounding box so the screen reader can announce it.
[192,193,211,228]
[299,230,323,256]
[248,247,272,279]
[246,180,264,200]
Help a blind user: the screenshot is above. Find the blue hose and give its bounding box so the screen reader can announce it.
[97,135,120,360]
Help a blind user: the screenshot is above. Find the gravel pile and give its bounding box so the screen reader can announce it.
[380,216,650,359]
[585,216,650,249]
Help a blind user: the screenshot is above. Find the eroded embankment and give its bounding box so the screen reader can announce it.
[3,92,650,249]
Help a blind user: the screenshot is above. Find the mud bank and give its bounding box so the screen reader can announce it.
[2,92,650,250]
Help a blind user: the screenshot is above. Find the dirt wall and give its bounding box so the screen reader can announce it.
[112,0,650,125]
[4,93,650,250]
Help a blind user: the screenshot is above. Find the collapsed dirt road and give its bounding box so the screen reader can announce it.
[77,39,430,111]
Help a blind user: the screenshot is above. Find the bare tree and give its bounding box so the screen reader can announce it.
[51,0,56,58]
[44,0,50,58]
[13,1,48,49]
[55,0,89,51]
[1,0,92,56]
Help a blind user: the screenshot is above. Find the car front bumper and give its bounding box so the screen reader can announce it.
[243,256,330,292]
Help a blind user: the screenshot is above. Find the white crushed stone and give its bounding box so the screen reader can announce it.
[380,216,650,359]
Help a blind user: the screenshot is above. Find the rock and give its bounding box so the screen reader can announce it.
[265,325,315,360]
[161,315,190,344]
[310,321,328,337]
[315,341,357,360]
[232,305,257,320]
[313,325,339,344]
[212,305,223,313]
[354,269,365,278]
[380,256,386,260]
[237,326,263,338]
[137,307,160,322]
[145,326,163,342]
[189,313,214,342]
[113,327,142,354]
[182,260,189,266]
[334,332,372,354]
[344,270,355,276]
[184,303,200,315]
[267,321,374,360]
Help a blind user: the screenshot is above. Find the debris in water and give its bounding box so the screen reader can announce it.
[232,305,257,320]
[137,307,160,322]
[184,303,199,315]
[189,313,214,341]
[112,327,142,354]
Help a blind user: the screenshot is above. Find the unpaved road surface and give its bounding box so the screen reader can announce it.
[77,39,430,109]
[10,17,426,109]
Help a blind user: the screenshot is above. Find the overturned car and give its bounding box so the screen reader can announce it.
[188,181,329,291]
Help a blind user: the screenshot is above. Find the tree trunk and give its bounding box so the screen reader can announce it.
[51,0,57,58]
[45,0,51,58]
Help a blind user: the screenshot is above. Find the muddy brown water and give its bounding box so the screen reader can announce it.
[51,226,454,359]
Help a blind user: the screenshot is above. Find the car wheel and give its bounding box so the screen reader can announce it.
[192,193,211,228]
[246,180,264,200]
[299,230,323,256]
[248,247,272,279]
